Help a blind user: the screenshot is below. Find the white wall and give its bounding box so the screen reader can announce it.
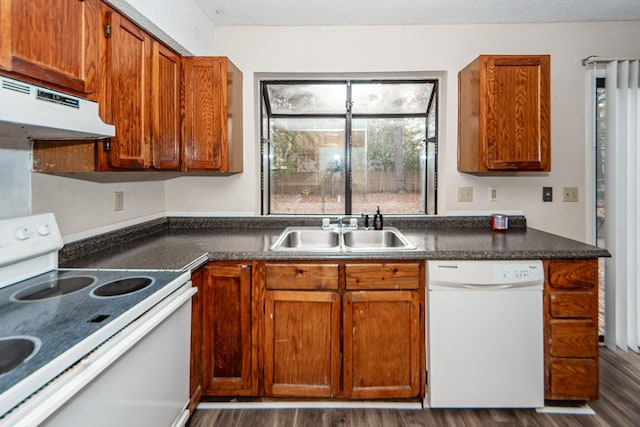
[162,21,640,241]
[31,174,166,241]
[0,139,31,219]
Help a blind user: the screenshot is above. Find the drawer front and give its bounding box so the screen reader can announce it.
[548,260,597,290]
[345,263,420,290]
[265,263,339,290]
[549,320,598,358]
[549,358,598,400]
[549,292,596,318]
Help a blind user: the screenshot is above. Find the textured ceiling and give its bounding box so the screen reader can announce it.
[193,0,640,26]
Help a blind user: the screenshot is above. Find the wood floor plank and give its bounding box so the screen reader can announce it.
[188,347,639,427]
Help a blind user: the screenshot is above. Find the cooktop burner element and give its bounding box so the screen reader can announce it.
[92,277,154,297]
[13,276,97,301]
[0,337,39,375]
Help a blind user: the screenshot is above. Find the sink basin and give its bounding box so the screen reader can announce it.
[270,227,341,252]
[269,226,416,252]
[342,228,417,251]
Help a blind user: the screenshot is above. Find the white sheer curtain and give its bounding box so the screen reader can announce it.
[603,59,640,352]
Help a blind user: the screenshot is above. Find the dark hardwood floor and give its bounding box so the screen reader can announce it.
[187,347,640,427]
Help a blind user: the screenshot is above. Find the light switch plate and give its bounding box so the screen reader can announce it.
[563,187,579,202]
[457,187,473,202]
[114,191,124,211]
[489,186,499,202]
[543,187,553,202]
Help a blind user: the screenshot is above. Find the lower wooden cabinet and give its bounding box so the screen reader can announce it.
[188,267,203,412]
[191,257,600,404]
[201,262,257,396]
[343,290,421,399]
[263,260,424,400]
[544,259,599,401]
[264,290,341,397]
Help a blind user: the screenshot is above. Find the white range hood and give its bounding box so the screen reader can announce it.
[0,76,115,141]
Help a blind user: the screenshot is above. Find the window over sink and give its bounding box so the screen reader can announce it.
[260,78,438,216]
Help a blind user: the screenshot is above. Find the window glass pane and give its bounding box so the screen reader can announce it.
[351,82,432,114]
[351,118,426,215]
[266,84,346,115]
[269,118,345,214]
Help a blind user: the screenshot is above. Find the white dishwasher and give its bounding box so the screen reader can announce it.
[427,260,544,408]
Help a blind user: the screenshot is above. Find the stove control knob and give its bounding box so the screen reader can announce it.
[37,224,51,236]
[15,226,30,240]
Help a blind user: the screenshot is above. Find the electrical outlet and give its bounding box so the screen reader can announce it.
[542,186,553,202]
[489,186,499,202]
[114,191,124,211]
[563,187,579,202]
[457,186,473,202]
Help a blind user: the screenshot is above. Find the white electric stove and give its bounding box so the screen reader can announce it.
[0,213,194,426]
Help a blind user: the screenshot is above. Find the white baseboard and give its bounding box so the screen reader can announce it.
[536,404,595,415]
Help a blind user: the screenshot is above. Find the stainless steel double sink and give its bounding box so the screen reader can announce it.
[269,226,417,252]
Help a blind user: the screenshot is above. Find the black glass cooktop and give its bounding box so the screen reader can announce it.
[0,268,188,414]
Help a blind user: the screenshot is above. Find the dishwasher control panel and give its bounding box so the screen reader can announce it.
[428,260,544,288]
[493,263,542,283]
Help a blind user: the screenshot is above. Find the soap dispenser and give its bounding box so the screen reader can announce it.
[362,213,370,229]
[373,206,383,230]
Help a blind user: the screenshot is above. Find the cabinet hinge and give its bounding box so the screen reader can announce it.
[103,138,111,152]
[104,24,111,39]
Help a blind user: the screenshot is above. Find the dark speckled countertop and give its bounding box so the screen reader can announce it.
[59,216,610,271]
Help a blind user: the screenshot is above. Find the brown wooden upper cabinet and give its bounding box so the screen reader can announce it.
[0,0,98,95]
[33,5,182,172]
[458,55,550,173]
[182,57,243,173]
[96,5,181,170]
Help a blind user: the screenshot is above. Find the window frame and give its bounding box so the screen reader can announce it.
[260,78,439,216]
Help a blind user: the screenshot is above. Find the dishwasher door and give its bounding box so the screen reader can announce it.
[427,260,544,408]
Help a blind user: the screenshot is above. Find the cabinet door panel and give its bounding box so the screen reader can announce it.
[202,264,254,395]
[548,259,597,290]
[265,263,339,290]
[103,10,151,169]
[0,0,98,94]
[549,320,598,358]
[264,290,340,397]
[485,57,549,170]
[549,292,596,318]
[189,268,203,412]
[151,42,180,169]
[183,57,224,170]
[549,358,598,400]
[343,291,421,399]
[345,263,420,290]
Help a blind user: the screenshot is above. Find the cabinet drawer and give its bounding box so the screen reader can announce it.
[549,358,598,400]
[548,260,597,290]
[549,320,598,358]
[345,263,420,290]
[265,264,339,290]
[549,292,596,318]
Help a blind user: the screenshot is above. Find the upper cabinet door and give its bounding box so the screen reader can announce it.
[0,0,98,95]
[458,55,550,173]
[151,42,181,170]
[102,8,152,169]
[182,56,243,172]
